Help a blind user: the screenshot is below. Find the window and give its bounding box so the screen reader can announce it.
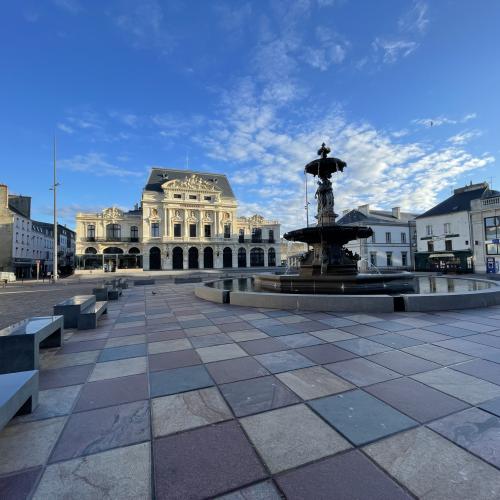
[174,223,182,237]
[371,232,376,243]
[426,225,433,236]
[151,223,160,237]
[444,223,451,234]
[427,241,434,252]
[269,229,275,243]
[106,224,121,241]
[370,252,377,266]
[386,252,392,266]
[239,228,244,243]
[189,195,197,200]
[401,232,406,244]
[401,251,408,267]
[486,243,500,255]
[189,224,197,237]
[224,224,231,238]
[251,227,262,243]
[87,225,95,239]
[485,217,500,240]
[445,240,453,251]
[204,224,211,238]
[204,196,211,201]
[385,232,391,243]
[174,194,182,199]
[130,226,138,240]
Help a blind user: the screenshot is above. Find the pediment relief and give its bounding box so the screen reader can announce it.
[162,174,222,193]
[102,207,123,219]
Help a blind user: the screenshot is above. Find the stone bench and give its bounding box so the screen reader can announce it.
[174,277,202,284]
[77,300,108,330]
[0,370,38,431]
[0,316,64,374]
[93,285,121,301]
[134,279,155,286]
[54,295,96,328]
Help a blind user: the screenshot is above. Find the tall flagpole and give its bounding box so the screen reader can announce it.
[53,135,58,282]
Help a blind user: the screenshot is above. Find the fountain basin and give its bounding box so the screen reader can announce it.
[194,276,500,312]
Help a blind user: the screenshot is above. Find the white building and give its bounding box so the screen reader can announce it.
[414,182,490,273]
[470,188,500,274]
[75,169,280,271]
[337,205,417,271]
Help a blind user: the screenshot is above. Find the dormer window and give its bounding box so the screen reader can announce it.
[189,195,197,200]
[174,194,182,199]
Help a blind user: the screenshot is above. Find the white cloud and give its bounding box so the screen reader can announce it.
[109,111,139,128]
[59,153,144,178]
[57,123,74,134]
[398,1,429,34]
[412,113,477,127]
[372,38,419,64]
[52,0,82,15]
[447,130,482,145]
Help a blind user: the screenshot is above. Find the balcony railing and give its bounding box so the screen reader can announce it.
[82,237,140,243]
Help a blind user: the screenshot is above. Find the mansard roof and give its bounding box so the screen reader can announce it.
[145,168,235,198]
[337,209,417,225]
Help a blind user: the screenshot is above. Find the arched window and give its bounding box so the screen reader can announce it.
[268,248,276,266]
[106,224,121,241]
[103,247,123,254]
[238,248,246,267]
[250,248,264,267]
[129,247,140,254]
[84,247,97,254]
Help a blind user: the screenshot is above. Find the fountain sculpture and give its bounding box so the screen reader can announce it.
[255,144,415,294]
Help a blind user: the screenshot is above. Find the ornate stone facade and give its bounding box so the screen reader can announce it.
[75,169,280,271]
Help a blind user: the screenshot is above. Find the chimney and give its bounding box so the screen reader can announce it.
[392,207,401,219]
[358,204,370,216]
[0,184,7,209]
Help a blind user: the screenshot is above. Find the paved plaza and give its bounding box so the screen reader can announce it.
[1,283,500,499]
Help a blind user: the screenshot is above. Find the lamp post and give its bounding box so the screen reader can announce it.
[50,136,59,282]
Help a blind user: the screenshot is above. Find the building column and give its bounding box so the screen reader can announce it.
[183,245,188,270]
[264,248,268,267]
[232,247,238,268]
[246,246,250,267]
[143,251,150,271]
[199,246,204,269]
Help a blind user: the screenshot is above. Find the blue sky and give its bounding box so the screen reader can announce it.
[1,0,499,231]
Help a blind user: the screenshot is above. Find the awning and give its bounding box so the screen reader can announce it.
[428,253,456,259]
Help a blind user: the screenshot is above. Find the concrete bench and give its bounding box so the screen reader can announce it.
[0,370,38,431]
[0,316,64,374]
[108,287,122,300]
[174,277,202,284]
[77,301,108,330]
[134,279,155,286]
[93,286,110,301]
[54,295,96,328]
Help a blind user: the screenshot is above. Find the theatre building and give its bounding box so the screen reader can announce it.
[75,169,280,272]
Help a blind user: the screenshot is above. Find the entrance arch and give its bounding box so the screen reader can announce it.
[84,247,97,254]
[172,247,183,270]
[223,247,232,268]
[188,247,199,269]
[250,248,264,267]
[149,247,161,270]
[203,247,214,269]
[103,247,123,254]
[268,248,276,267]
[238,248,246,267]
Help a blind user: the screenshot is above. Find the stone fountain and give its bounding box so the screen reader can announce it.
[255,144,415,294]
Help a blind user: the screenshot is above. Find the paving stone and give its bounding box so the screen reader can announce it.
[0,467,42,500]
[89,356,147,381]
[147,329,186,342]
[464,333,500,349]
[218,321,254,333]
[309,389,417,446]
[325,358,401,387]
[57,339,106,354]
[97,343,147,362]
[148,338,191,354]
[196,343,247,363]
[152,387,232,437]
[424,323,482,337]
[433,338,500,363]
[364,427,500,499]
[105,334,147,348]
[429,407,500,468]
[34,442,151,500]
[220,375,299,416]
[259,324,304,337]
[402,344,473,366]
[412,367,500,405]
[335,338,394,356]
[241,404,351,473]
[398,328,451,342]
[184,325,221,336]
[277,366,354,400]
[41,350,99,370]
[149,348,201,372]
[206,357,270,384]
[446,320,497,333]
[365,320,410,332]
[298,344,357,364]
[240,337,288,355]
[154,421,266,499]
[309,329,357,342]
[74,373,149,412]
[275,332,325,348]
[343,314,382,324]
[367,350,440,375]
[339,324,389,337]
[216,480,281,500]
[276,450,412,500]
[50,401,150,462]
[370,333,425,349]
[0,417,66,475]
[150,365,214,397]
[13,385,82,423]
[365,377,469,423]
[255,350,315,373]
[317,317,357,328]
[480,396,500,417]
[227,329,268,341]
[189,333,233,348]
